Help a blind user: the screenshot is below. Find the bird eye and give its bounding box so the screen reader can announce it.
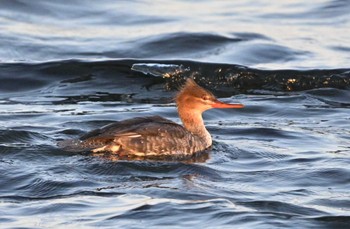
[202,96,210,101]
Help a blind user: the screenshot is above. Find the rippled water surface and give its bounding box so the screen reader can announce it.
[0,1,349,228]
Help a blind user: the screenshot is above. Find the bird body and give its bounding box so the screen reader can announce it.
[59,78,243,158]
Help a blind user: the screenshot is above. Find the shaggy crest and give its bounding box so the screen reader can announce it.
[176,78,215,105]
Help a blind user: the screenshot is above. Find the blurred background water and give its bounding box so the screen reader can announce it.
[0,0,349,228]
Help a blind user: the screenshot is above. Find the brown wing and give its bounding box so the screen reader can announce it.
[60,115,206,156]
[80,115,179,139]
[113,120,193,156]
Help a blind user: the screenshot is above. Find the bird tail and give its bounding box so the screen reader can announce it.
[57,139,90,152]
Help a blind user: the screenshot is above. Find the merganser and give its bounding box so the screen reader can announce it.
[58,78,244,158]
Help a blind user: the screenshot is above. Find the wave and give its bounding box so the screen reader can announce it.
[0,60,348,97]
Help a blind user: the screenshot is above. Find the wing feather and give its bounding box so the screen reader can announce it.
[60,115,204,155]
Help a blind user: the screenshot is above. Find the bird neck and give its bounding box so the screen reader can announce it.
[178,107,212,147]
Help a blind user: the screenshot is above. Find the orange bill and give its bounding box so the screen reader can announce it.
[212,100,244,109]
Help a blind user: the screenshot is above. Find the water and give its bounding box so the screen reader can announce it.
[0,1,350,228]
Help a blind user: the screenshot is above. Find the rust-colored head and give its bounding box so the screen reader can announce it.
[175,78,244,112]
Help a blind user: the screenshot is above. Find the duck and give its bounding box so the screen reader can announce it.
[58,78,244,158]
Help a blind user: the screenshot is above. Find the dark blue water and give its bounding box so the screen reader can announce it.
[0,1,350,228]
